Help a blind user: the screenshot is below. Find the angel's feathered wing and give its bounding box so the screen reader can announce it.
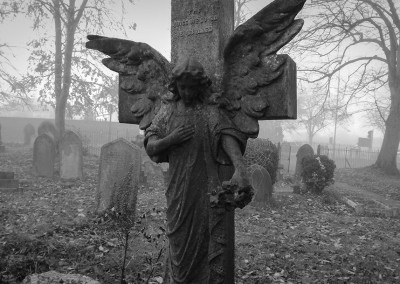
[86,35,171,130]
[223,0,306,138]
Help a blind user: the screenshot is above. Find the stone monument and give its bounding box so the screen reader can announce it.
[295,144,315,178]
[96,138,141,213]
[33,133,56,177]
[248,164,273,206]
[60,130,83,180]
[0,172,19,192]
[86,0,305,282]
[23,123,35,145]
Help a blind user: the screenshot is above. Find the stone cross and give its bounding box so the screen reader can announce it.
[170,1,296,283]
[86,0,302,282]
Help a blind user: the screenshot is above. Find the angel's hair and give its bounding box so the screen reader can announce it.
[168,57,212,101]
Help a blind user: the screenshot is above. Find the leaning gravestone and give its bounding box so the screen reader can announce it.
[96,138,141,213]
[60,130,83,180]
[23,123,35,145]
[33,134,56,177]
[295,144,314,178]
[248,164,273,207]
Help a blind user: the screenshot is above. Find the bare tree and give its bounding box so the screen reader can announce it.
[364,88,390,134]
[294,0,400,174]
[234,0,256,28]
[2,0,135,141]
[0,3,32,109]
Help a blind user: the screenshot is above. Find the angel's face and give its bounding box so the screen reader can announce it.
[177,77,201,106]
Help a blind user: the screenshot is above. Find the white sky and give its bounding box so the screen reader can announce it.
[0,0,382,146]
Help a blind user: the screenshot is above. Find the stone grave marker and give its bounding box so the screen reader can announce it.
[23,123,35,145]
[0,171,19,191]
[33,133,56,177]
[295,144,314,178]
[248,164,273,206]
[96,138,141,213]
[38,120,57,145]
[60,130,83,180]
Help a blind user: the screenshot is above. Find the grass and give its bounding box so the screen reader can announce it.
[1,146,400,283]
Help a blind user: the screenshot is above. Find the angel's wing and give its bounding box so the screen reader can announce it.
[86,35,171,130]
[223,0,306,137]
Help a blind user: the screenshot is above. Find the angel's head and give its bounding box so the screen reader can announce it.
[168,57,212,106]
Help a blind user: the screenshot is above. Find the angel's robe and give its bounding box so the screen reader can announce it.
[145,99,246,284]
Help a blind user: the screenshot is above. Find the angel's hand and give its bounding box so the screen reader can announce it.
[167,125,195,146]
[230,168,250,189]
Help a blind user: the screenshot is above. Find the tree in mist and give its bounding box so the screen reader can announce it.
[0,3,31,109]
[294,0,400,174]
[234,0,256,28]
[2,0,135,141]
[92,76,119,122]
[364,87,390,135]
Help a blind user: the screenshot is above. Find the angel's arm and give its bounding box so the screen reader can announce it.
[145,125,195,157]
[221,135,249,188]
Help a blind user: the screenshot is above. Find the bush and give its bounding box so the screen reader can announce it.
[300,155,336,194]
[244,138,279,184]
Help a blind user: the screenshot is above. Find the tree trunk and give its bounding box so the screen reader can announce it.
[375,86,400,175]
[53,0,63,143]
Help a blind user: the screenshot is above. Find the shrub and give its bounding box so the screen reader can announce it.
[300,155,336,194]
[244,138,279,184]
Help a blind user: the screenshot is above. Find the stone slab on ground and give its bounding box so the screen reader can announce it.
[0,171,14,179]
[22,270,100,284]
[0,171,19,191]
[0,179,19,189]
[332,182,400,218]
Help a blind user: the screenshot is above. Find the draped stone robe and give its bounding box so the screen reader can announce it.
[145,99,245,284]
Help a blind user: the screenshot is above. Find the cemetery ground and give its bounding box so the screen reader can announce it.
[1,145,400,283]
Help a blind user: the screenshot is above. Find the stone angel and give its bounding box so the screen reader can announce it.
[86,0,305,283]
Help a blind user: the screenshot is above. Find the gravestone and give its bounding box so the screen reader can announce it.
[295,144,314,178]
[33,134,56,177]
[0,123,5,153]
[0,171,19,191]
[248,164,273,206]
[96,138,141,213]
[60,130,83,180]
[38,120,57,143]
[23,123,35,145]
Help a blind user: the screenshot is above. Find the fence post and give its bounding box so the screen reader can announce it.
[317,144,321,155]
[287,145,291,173]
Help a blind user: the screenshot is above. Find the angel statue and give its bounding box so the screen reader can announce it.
[86,0,306,283]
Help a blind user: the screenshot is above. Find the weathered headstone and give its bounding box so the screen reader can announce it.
[60,130,83,180]
[96,138,141,212]
[38,120,57,142]
[23,123,35,145]
[0,171,19,191]
[248,164,273,206]
[33,133,56,177]
[295,144,314,178]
